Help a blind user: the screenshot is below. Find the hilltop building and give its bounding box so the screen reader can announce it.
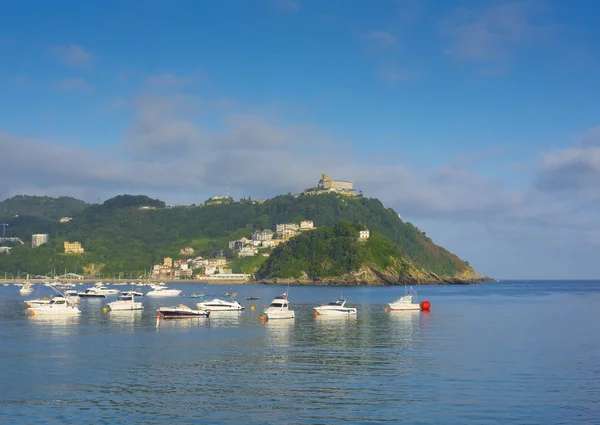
[64,241,84,253]
[302,173,356,196]
[59,217,72,223]
[32,233,49,248]
[276,223,299,239]
[180,247,194,255]
[163,257,173,267]
[300,220,314,230]
[359,230,370,240]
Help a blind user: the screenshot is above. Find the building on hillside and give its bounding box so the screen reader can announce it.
[204,195,233,206]
[64,241,84,253]
[276,223,299,239]
[180,247,194,255]
[207,258,227,267]
[0,246,12,253]
[32,233,49,248]
[238,246,258,257]
[59,217,72,223]
[252,229,274,242]
[318,173,354,192]
[359,230,370,240]
[300,220,314,230]
[163,257,173,267]
[261,239,281,248]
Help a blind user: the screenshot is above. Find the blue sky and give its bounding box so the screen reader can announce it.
[1,0,600,279]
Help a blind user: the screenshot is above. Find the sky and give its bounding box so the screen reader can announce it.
[1,0,599,279]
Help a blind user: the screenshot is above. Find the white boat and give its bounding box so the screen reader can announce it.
[158,304,210,318]
[146,285,182,297]
[264,294,295,319]
[314,298,357,316]
[196,298,244,312]
[24,297,52,308]
[77,287,106,298]
[388,287,420,311]
[19,283,34,296]
[64,289,81,304]
[121,290,143,297]
[29,297,81,316]
[107,295,144,311]
[93,284,120,296]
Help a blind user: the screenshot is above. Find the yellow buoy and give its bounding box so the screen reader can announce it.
[250,305,255,311]
[103,307,108,312]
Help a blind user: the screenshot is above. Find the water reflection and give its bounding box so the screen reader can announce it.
[388,310,420,346]
[264,318,294,344]
[28,314,81,336]
[207,311,242,327]
[155,316,210,331]
[108,310,144,326]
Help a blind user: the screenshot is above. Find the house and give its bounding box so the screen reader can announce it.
[238,246,258,257]
[207,258,227,267]
[163,257,173,267]
[276,223,299,239]
[59,217,72,223]
[179,247,194,255]
[64,241,84,254]
[359,230,370,240]
[300,220,314,230]
[252,229,274,242]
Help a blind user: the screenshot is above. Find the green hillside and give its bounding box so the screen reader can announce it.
[0,192,477,280]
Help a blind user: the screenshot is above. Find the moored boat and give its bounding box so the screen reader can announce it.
[146,285,182,297]
[196,298,244,311]
[107,295,144,311]
[388,287,420,311]
[29,297,81,316]
[264,294,295,320]
[157,305,210,319]
[314,298,357,316]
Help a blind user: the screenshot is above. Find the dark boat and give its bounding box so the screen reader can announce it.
[245,296,260,301]
[157,305,210,319]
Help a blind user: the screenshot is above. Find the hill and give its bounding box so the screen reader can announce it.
[0,192,487,283]
[255,221,485,285]
[0,195,88,222]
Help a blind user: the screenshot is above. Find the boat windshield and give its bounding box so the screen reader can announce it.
[270,302,285,308]
[328,300,344,306]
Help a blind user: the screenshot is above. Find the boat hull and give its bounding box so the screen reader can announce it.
[314,308,357,315]
[108,302,144,311]
[78,293,106,298]
[388,303,420,311]
[265,310,295,319]
[159,310,210,318]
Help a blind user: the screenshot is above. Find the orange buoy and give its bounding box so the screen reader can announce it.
[383,307,388,313]
[259,315,265,323]
[420,301,431,311]
[156,313,161,318]
[313,311,319,318]
[30,311,35,317]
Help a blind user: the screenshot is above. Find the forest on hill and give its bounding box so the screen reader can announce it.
[0,193,477,281]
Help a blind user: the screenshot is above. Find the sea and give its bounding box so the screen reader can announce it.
[0,280,598,424]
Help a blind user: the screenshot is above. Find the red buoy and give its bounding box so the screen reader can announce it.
[420,301,431,311]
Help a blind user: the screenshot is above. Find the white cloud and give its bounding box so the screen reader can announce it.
[50,44,93,67]
[440,1,551,62]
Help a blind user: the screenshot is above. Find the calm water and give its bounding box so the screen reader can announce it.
[0,281,599,424]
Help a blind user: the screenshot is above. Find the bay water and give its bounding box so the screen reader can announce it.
[0,281,598,424]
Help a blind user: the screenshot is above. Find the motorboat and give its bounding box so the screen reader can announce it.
[64,289,81,304]
[77,287,107,298]
[107,295,144,311]
[196,298,244,311]
[19,283,34,296]
[264,294,295,320]
[388,287,420,311]
[25,297,52,308]
[190,292,205,298]
[93,284,120,296]
[245,296,260,301]
[146,285,182,297]
[121,290,144,297]
[314,299,357,316]
[28,297,81,316]
[158,304,210,319]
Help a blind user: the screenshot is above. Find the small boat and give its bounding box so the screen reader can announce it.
[24,296,52,308]
[28,296,81,316]
[93,284,120,296]
[388,286,420,311]
[64,289,81,304]
[158,304,210,319]
[107,295,144,311]
[264,294,295,320]
[196,298,244,312]
[245,296,260,301]
[314,298,357,316]
[19,283,34,296]
[146,285,182,297]
[121,290,144,297]
[77,287,107,298]
[190,293,205,298]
